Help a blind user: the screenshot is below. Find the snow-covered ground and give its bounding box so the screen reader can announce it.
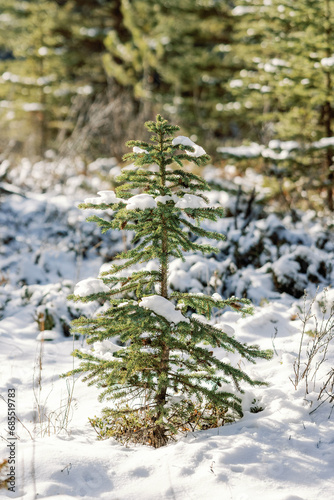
[1,158,334,499]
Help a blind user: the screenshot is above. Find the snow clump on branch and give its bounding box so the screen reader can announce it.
[74,277,110,297]
[172,136,206,157]
[139,295,190,324]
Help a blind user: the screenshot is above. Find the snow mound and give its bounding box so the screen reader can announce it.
[36,330,62,341]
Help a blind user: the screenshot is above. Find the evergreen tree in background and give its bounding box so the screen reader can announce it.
[0,0,124,157]
[66,115,271,447]
[0,0,69,156]
[227,0,334,210]
[103,0,240,155]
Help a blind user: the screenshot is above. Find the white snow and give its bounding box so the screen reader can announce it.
[214,323,235,336]
[22,102,45,112]
[155,194,178,204]
[92,339,124,359]
[84,190,123,205]
[229,78,243,88]
[139,295,190,324]
[175,194,208,209]
[321,55,334,67]
[1,156,334,500]
[36,330,62,341]
[217,143,264,158]
[218,135,334,160]
[312,136,334,149]
[268,139,299,151]
[155,193,209,209]
[133,146,149,154]
[74,277,110,296]
[232,5,256,15]
[172,135,206,157]
[191,313,210,325]
[125,193,157,210]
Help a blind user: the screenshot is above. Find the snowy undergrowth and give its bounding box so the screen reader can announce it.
[0,159,333,499]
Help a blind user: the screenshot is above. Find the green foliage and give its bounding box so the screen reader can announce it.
[103,0,239,154]
[227,0,334,209]
[65,115,272,447]
[0,0,122,156]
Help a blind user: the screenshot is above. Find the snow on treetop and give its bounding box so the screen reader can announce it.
[126,194,157,210]
[172,136,206,157]
[84,190,123,205]
[175,194,209,209]
[74,277,110,297]
[139,295,190,324]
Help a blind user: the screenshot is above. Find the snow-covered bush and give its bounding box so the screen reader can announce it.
[272,246,331,298]
[65,116,272,447]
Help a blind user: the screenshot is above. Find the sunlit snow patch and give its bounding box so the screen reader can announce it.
[36,330,61,341]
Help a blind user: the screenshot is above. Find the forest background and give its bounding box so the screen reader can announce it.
[0,0,334,211]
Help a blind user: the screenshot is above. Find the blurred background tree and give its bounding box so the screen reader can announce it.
[103,0,239,153]
[0,0,125,159]
[0,0,241,160]
[224,0,334,210]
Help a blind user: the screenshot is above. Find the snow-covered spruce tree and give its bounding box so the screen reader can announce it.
[66,115,271,447]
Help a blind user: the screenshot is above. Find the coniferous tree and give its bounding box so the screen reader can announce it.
[0,0,123,157]
[227,0,334,210]
[0,0,69,155]
[103,0,240,155]
[66,115,271,447]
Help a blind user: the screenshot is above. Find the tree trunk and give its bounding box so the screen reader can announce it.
[155,136,170,415]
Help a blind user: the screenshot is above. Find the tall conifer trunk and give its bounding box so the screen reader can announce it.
[155,132,170,417]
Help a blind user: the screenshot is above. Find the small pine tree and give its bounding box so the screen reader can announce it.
[66,115,271,447]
